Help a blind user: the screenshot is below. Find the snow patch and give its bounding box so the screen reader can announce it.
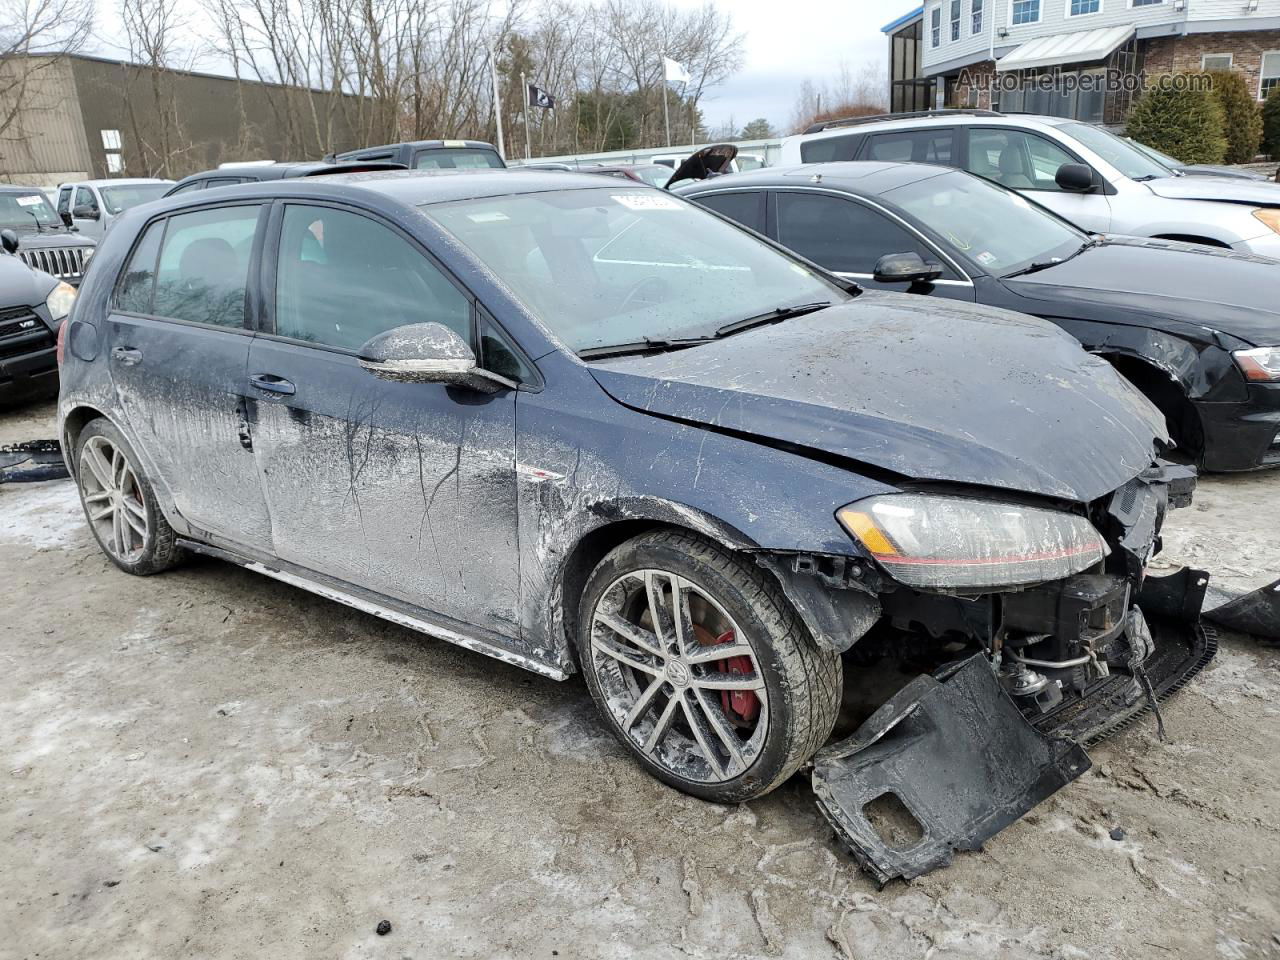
[0,480,85,549]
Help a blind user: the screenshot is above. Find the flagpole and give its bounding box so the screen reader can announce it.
[662,74,672,148]
[521,72,532,160]
[490,45,506,160]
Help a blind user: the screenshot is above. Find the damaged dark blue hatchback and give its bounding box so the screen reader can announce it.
[56,170,1213,882]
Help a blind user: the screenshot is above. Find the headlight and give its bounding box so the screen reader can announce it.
[1233,346,1280,382]
[1253,208,1280,234]
[836,494,1108,590]
[44,280,77,322]
[81,247,95,264]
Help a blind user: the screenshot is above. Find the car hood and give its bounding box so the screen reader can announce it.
[0,253,57,308]
[15,232,96,249]
[588,294,1167,503]
[1143,175,1280,205]
[1005,236,1280,347]
[1178,165,1268,182]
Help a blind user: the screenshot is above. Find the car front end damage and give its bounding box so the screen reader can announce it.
[759,460,1216,884]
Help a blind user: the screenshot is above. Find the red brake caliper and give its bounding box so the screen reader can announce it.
[708,628,760,725]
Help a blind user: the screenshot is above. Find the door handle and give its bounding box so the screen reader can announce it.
[112,346,142,366]
[249,373,295,396]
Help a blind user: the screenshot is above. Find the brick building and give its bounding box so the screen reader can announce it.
[884,0,1280,123]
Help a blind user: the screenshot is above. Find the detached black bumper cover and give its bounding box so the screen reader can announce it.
[813,615,1215,886]
[0,439,70,483]
[812,655,1091,887]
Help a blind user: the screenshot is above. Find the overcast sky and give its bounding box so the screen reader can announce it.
[698,0,915,132]
[88,0,917,137]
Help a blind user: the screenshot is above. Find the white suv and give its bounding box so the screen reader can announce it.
[778,111,1280,259]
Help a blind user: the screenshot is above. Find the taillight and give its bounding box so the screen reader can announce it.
[56,319,69,365]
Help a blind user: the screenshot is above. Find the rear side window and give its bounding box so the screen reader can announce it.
[150,205,261,327]
[865,129,954,165]
[776,192,947,276]
[273,204,471,351]
[800,133,864,163]
[695,191,765,234]
[168,181,205,195]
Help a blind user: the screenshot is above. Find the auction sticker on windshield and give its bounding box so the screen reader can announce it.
[612,194,682,211]
[16,196,43,207]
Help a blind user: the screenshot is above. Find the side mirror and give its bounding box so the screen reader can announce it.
[1055,162,1095,193]
[60,210,73,228]
[358,322,512,393]
[72,204,99,220]
[0,229,18,254]
[873,252,943,285]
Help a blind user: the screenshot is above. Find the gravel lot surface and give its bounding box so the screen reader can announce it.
[3,398,1278,959]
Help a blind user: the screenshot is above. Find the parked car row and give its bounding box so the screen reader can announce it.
[51,158,1240,879]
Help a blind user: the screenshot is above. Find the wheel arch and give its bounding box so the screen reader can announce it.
[1102,353,1205,461]
[60,403,110,478]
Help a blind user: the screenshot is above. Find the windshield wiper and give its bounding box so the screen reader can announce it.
[24,209,44,233]
[1132,174,1161,182]
[714,301,831,338]
[1003,238,1099,279]
[577,336,712,361]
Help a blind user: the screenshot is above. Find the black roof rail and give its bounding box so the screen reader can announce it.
[802,109,1003,135]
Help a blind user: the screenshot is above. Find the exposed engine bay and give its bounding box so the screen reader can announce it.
[809,461,1222,884]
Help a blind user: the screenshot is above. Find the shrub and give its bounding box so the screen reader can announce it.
[1264,87,1280,158]
[1125,75,1227,165]
[1207,70,1263,164]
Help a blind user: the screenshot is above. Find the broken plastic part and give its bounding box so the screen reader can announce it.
[1203,577,1280,642]
[0,439,70,484]
[812,654,1090,887]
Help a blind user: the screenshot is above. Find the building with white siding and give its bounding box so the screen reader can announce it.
[885,0,1280,123]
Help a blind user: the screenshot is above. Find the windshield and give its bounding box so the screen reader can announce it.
[415,148,505,170]
[0,191,60,229]
[1128,139,1181,168]
[886,170,1085,276]
[1060,123,1172,181]
[100,184,170,215]
[422,187,843,353]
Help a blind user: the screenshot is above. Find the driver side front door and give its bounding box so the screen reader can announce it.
[245,201,523,638]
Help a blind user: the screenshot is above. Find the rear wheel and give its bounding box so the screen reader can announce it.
[75,418,183,575]
[577,529,841,802]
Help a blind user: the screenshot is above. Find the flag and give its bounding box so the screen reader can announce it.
[527,82,555,110]
[663,57,690,85]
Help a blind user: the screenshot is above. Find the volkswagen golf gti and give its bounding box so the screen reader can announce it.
[56,170,1213,880]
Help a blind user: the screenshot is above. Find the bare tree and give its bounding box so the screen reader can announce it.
[788,60,886,134]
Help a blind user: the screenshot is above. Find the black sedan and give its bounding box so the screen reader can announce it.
[675,162,1280,472]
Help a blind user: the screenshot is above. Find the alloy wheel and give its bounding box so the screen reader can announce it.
[79,435,148,562]
[588,569,769,783]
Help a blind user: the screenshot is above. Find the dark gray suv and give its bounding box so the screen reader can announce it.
[55,170,1213,881]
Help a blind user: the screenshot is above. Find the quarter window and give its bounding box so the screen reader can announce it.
[694,191,766,234]
[972,0,984,33]
[273,204,470,352]
[865,129,955,164]
[1262,52,1280,100]
[950,0,961,40]
[1011,0,1040,23]
[153,205,261,327]
[775,193,945,276]
[1069,0,1099,14]
[114,220,165,315]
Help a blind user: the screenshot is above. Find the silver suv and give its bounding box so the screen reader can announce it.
[778,110,1280,258]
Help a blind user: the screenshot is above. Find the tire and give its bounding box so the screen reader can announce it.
[75,418,183,576]
[577,528,841,803]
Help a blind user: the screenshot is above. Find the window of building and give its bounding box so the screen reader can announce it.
[1011,0,1040,23]
[1262,52,1280,100]
[100,129,121,150]
[1069,0,1100,15]
[931,6,941,47]
[1201,53,1233,71]
[1130,0,1162,6]
[950,0,961,40]
[972,0,984,34]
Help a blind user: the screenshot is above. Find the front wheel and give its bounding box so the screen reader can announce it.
[577,529,841,803]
